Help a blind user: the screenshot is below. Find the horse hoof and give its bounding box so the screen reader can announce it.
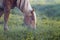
[4,27,9,31]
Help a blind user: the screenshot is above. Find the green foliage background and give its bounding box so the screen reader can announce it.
[0,0,60,40]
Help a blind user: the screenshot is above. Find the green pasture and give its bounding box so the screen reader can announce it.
[0,0,60,40]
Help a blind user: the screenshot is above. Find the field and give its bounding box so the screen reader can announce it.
[0,0,60,40]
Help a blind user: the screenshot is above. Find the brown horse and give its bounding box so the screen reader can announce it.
[0,0,36,31]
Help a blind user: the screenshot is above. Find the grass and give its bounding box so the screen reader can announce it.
[0,13,60,40]
[0,0,60,40]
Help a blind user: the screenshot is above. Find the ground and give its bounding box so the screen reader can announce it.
[0,0,60,40]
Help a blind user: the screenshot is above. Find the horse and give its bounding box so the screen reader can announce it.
[0,0,36,31]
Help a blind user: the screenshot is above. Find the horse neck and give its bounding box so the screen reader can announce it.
[24,0,32,11]
[17,0,33,12]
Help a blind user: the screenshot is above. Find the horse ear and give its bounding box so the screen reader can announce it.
[31,9,34,13]
[33,9,34,12]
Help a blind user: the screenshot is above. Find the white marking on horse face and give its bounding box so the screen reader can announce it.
[33,11,36,24]
[32,11,36,29]
[33,11,36,25]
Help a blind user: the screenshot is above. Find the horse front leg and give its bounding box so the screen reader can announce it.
[0,11,3,17]
[4,8,10,31]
